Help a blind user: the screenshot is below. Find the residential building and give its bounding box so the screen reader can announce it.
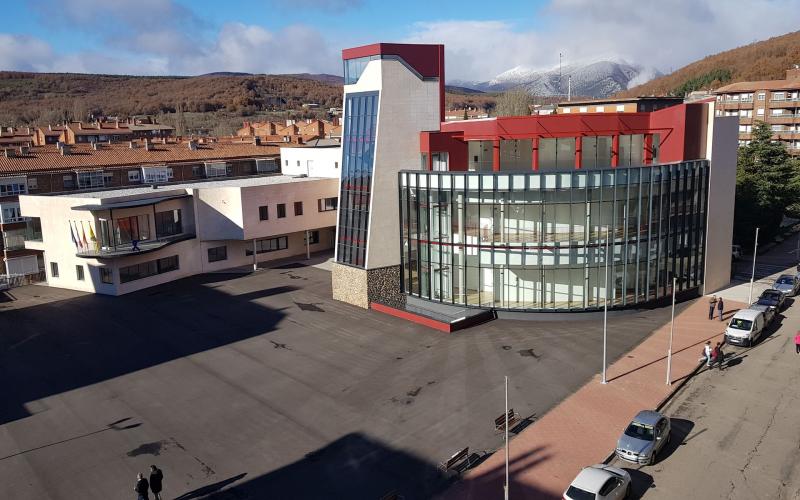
[331,42,738,314]
[237,118,342,144]
[713,67,800,153]
[0,127,34,149]
[280,139,341,177]
[557,97,684,114]
[19,174,338,295]
[0,139,280,278]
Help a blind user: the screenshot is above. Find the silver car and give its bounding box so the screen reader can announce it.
[615,410,671,465]
[772,274,799,296]
[564,464,631,500]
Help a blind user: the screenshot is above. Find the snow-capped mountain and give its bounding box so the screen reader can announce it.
[450,61,661,98]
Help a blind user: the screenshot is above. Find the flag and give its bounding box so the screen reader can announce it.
[88,223,99,251]
[69,221,79,250]
[80,221,89,249]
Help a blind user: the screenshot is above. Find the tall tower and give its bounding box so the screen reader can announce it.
[332,43,445,308]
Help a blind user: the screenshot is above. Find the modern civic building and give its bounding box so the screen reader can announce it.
[332,43,738,314]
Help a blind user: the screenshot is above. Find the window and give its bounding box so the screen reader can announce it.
[757,108,765,116]
[204,162,228,178]
[294,201,303,216]
[277,203,286,218]
[772,125,784,132]
[255,159,277,173]
[284,159,289,167]
[1,204,23,223]
[596,106,605,112]
[616,104,625,112]
[207,245,227,262]
[579,106,588,113]
[305,230,320,245]
[246,236,288,255]
[758,92,766,101]
[335,161,339,169]
[318,197,338,211]
[141,166,170,183]
[598,478,621,497]
[63,175,75,189]
[0,179,27,196]
[562,107,571,113]
[77,171,106,189]
[773,92,786,101]
[259,205,269,220]
[119,255,179,283]
[76,265,85,281]
[50,262,59,278]
[154,209,182,237]
[128,170,141,183]
[114,215,150,243]
[100,267,113,284]
[296,160,301,167]
[192,166,202,177]
[27,177,38,190]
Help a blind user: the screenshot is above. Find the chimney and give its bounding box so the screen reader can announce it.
[129,141,137,149]
[188,140,198,151]
[26,127,31,134]
[115,119,120,129]
[144,139,152,151]
[78,122,83,130]
[92,142,100,151]
[48,124,52,131]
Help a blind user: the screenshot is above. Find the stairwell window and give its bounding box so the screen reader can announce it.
[294,201,303,216]
[277,203,286,218]
[259,206,269,221]
[50,262,59,278]
[76,265,85,281]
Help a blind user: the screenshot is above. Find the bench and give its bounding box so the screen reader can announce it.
[440,447,473,472]
[494,408,519,432]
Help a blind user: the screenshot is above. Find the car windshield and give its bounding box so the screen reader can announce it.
[730,318,753,330]
[566,485,595,500]
[760,293,779,302]
[624,422,654,441]
[776,277,793,285]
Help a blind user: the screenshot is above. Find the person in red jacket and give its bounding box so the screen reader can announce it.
[795,331,800,354]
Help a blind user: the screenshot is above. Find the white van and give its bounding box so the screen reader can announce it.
[725,309,765,347]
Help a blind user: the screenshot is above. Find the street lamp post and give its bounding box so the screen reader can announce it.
[748,227,760,304]
[504,375,509,500]
[602,226,610,384]
[666,277,677,385]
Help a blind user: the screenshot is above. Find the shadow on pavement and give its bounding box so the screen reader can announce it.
[624,468,654,500]
[659,418,694,464]
[0,273,290,425]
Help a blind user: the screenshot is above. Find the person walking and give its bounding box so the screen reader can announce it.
[134,473,150,500]
[149,465,163,500]
[717,296,725,321]
[708,295,717,320]
[703,341,713,367]
[795,331,800,354]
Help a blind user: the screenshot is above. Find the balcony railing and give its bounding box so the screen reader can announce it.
[75,232,196,258]
[24,218,42,242]
[2,233,26,251]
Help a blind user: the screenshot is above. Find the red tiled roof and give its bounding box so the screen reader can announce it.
[714,79,800,93]
[0,141,279,175]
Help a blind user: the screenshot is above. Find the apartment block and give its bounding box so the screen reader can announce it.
[713,67,800,154]
[557,97,684,114]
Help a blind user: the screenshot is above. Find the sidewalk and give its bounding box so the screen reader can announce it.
[440,297,746,500]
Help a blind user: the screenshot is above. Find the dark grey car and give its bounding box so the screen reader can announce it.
[615,410,671,465]
[772,275,799,296]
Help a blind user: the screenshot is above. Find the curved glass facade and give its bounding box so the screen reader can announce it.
[399,161,709,311]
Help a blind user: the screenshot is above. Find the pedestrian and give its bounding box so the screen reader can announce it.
[712,342,725,370]
[795,331,800,354]
[703,341,713,367]
[708,295,717,320]
[149,465,163,500]
[717,296,725,321]
[134,473,149,500]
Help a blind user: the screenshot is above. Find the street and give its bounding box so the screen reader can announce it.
[611,232,800,500]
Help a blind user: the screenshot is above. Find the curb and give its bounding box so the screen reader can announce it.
[602,361,705,465]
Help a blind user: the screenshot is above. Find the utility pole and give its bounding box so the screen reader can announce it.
[602,226,610,384]
[568,75,572,102]
[504,375,510,500]
[666,277,677,385]
[748,227,759,304]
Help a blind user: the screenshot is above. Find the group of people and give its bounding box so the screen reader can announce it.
[703,340,726,370]
[708,295,725,321]
[134,465,163,500]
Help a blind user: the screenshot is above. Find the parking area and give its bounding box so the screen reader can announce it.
[1,255,680,500]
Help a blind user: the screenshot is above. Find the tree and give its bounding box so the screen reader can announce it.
[733,120,800,246]
[495,88,533,117]
[174,102,186,136]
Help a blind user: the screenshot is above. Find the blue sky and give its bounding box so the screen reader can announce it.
[1,0,799,81]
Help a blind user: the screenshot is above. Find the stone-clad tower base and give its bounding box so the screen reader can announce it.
[331,263,405,309]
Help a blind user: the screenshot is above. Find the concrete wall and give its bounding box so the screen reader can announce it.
[194,187,245,241]
[703,114,738,294]
[280,146,341,178]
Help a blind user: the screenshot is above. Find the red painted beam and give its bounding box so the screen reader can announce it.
[370,302,453,333]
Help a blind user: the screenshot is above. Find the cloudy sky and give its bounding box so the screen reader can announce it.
[1,0,799,81]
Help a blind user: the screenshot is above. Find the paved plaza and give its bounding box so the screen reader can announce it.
[1,254,678,500]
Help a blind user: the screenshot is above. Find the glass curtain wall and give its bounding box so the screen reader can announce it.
[400,161,709,311]
[337,91,379,267]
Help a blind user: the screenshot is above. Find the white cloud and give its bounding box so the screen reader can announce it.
[407,0,800,81]
[0,34,56,73]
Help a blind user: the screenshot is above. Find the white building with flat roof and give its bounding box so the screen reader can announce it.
[19,174,339,295]
[279,140,341,178]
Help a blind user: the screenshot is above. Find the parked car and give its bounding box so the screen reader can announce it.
[747,303,776,326]
[615,410,671,465]
[772,274,799,296]
[564,464,631,500]
[726,308,766,347]
[755,289,786,311]
[732,244,742,260]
